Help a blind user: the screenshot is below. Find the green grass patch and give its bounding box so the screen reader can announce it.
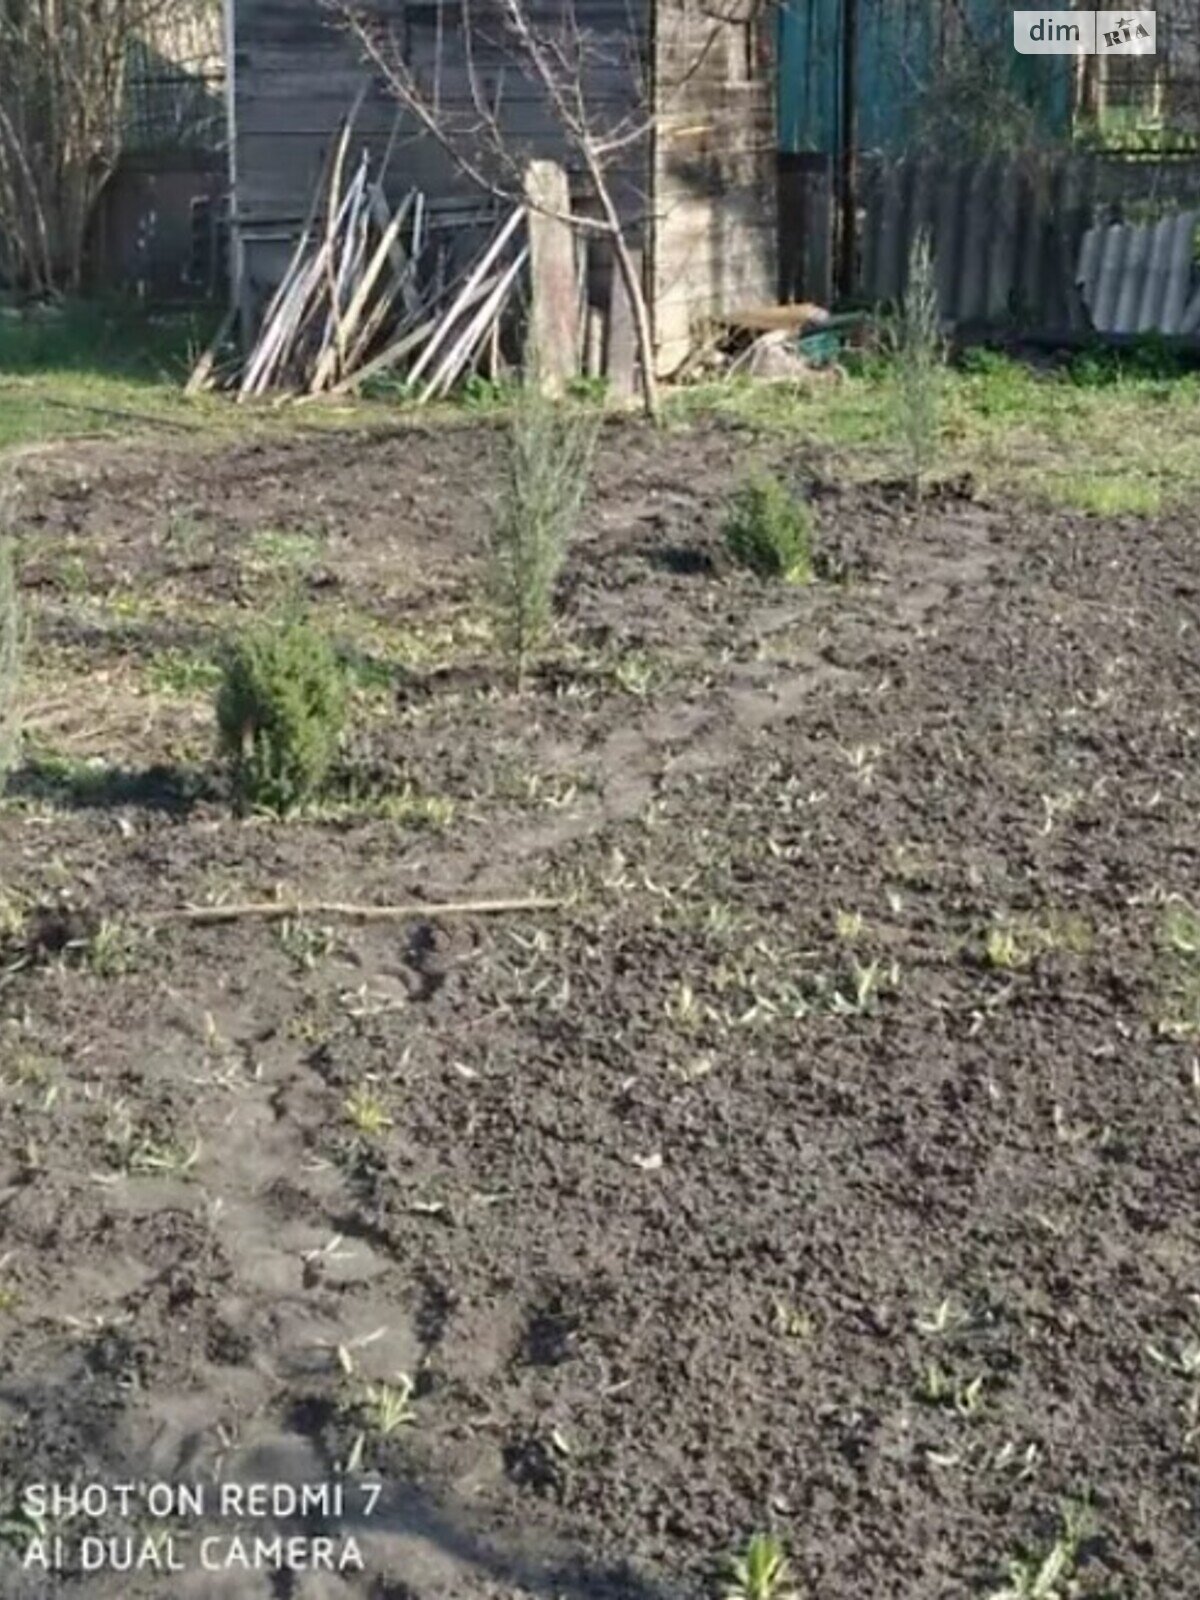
[671,352,1200,512]
[0,371,213,454]
[0,298,417,456]
[0,301,219,452]
[1039,473,1163,516]
[242,528,327,578]
[7,301,1200,521]
[1157,899,1200,1039]
[144,649,223,698]
[0,300,215,377]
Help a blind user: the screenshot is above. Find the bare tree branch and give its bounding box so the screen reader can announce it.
[327,0,744,416]
[0,0,214,293]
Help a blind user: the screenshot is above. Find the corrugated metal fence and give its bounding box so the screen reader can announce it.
[851,152,1200,336]
[1079,212,1200,335]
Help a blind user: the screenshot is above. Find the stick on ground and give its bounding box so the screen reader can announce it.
[146,895,562,927]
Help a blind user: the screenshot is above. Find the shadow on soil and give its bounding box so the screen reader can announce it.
[353,1482,689,1600]
[7,757,207,813]
[638,542,717,576]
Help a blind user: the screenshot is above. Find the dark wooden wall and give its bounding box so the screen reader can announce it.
[231,0,777,366]
[91,152,227,300]
[233,0,462,282]
[232,0,651,306]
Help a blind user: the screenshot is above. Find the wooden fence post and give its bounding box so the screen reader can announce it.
[524,160,578,394]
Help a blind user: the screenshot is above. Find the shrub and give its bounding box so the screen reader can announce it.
[0,532,20,791]
[489,382,597,686]
[723,474,814,583]
[216,616,346,813]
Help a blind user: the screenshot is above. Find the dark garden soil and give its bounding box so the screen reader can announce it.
[1,416,1199,1600]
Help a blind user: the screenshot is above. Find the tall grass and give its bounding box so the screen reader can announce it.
[488,383,597,687]
[892,230,945,502]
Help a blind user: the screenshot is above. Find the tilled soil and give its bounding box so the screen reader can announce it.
[1,418,1199,1600]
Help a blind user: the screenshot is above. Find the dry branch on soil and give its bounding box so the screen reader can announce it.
[145,896,563,926]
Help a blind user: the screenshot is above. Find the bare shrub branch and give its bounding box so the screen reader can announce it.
[0,0,215,293]
[331,0,734,416]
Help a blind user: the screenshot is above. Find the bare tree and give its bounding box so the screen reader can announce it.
[0,0,211,294]
[903,0,1046,158]
[332,0,749,418]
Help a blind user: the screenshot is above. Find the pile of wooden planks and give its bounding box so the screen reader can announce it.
[194,119,531,403]
[332,203,529,403]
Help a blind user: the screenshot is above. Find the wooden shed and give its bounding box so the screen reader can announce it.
[225,0,778,376]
